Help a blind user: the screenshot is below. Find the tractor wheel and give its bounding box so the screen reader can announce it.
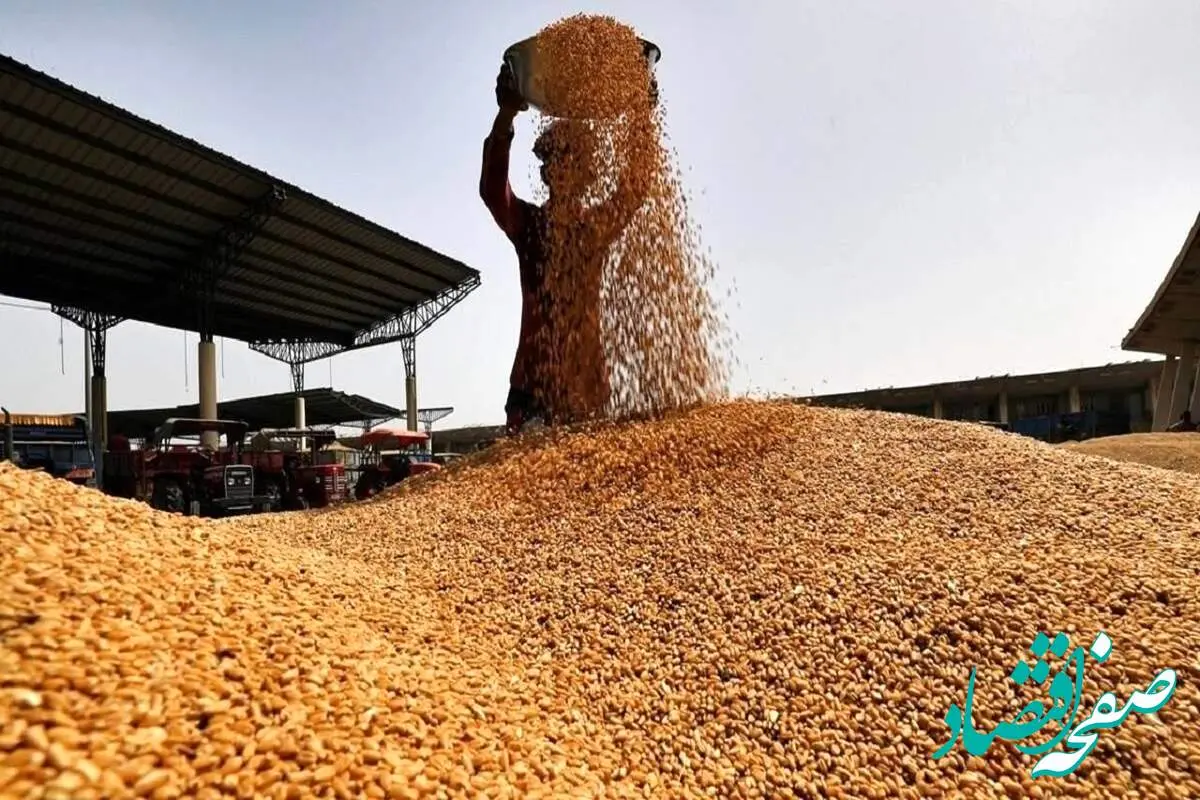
[264,479,284,511]
[152,479,186,514]
[354,470,382,501]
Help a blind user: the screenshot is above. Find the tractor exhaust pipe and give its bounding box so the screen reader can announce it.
[1,407,12,463]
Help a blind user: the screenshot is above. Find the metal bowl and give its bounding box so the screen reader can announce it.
[503,35,661,119]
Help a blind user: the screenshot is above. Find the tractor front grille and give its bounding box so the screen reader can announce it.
[224,466,254,500]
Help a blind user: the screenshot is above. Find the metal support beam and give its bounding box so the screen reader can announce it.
[249,339,347,366]
[248,340,335,394]
[357,275,481,348]
[400,336,416,381]
[417,407,454,452]
[52,307,122,373]
[183,186,286,335]
[52,307,121,489]
[417,407,454,432]
[247,274,481,367]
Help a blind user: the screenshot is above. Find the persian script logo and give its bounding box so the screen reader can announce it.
[932,631,1177,778]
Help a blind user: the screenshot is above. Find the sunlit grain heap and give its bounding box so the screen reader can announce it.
[6,403,1200,799]
[0,464,626,799]
[1062,431,1200,476]
[528,14,731,423]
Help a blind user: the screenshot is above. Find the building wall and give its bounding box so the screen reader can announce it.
[822,378,1155,436]
[1081,387,1152,432]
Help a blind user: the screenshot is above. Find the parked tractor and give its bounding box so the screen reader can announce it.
[131,418,272,517]
[353,427,440,500]
[242,428,347,510]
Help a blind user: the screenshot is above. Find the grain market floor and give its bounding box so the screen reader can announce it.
[1062,432,1200,477]
[3,400,1199,799]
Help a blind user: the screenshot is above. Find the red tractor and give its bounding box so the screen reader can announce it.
[114,418,273,517]
[242,428,348,510]
[353,426,441,500]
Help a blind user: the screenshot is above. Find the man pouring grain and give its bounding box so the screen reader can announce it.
[480,62,654,435]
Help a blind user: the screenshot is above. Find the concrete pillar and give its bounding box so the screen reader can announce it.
[401,336,418,434]
[1068,385,1081,414]
[932,398,943,420]
[405,376,418,433]
[91,374,106,490]
[1168,345,1198,428]
[1153,356,1177,431]
[998,391,1009,424]
[84,329,93,435]
[198,337,218,449]
[294,395,307,452]
[1189,362,1200,419]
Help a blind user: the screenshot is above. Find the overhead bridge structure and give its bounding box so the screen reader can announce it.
[0,53,480,478]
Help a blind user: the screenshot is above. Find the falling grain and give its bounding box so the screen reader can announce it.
[527,14,730,423]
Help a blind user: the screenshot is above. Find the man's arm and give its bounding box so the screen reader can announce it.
[480,109,526,242]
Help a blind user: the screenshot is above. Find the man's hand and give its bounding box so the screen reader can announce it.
[496,63,528,115]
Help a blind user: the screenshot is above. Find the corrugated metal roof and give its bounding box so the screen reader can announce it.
[1122,211,1200,357]
[100,388,403,440]
[0,52,479,345]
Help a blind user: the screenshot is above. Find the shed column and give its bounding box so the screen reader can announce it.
[998,391,1009,424]
[198,334,218,449]
[84,329,92,440]
[294,396,307,429]
[1149,377,1158,425]
[54,311,121,490]
[294,396,307,453]
[932,398,943,420]
[1168,344,1197,427]
[1152,356,1177,431]
[90,372,107,489]
[1189,360,1200,419]
[401,336,417,433]
[87,327,109,491]
[291,362,306,452]
[1068,385,1081,414]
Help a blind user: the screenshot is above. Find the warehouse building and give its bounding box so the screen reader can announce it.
[807,360,1163,439]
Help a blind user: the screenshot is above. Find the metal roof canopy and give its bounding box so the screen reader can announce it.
[809,360,1163,407]
[100,388,403,441]
[0,52,480,353]
[1123,211,1200,357]
[432,424,508,450]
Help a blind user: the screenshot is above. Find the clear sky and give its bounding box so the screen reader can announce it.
[1,1,1198,427]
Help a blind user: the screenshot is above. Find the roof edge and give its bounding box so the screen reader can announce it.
[1121,209,1200,350]
[807,358,1164,402]
[0,52,480,281]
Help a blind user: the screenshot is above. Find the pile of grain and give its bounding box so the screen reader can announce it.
[0,464,626,799]
[1062,432,1200,476]
[6,402,1200,799]
[527,14,730,423]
